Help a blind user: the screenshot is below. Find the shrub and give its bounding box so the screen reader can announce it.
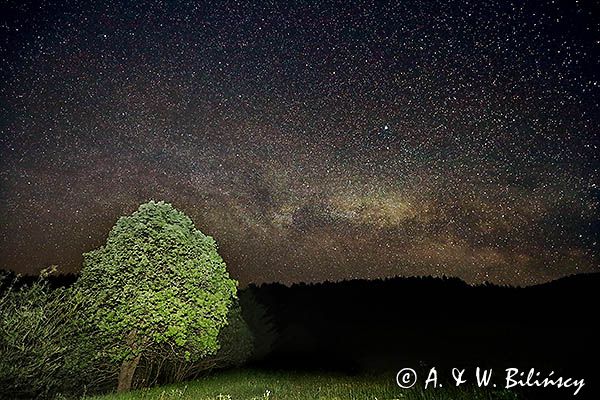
[0,268,89,399]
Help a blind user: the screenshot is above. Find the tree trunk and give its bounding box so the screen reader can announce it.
[117,353,141,392]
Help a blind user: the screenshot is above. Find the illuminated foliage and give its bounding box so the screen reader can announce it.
[74,201,237,391]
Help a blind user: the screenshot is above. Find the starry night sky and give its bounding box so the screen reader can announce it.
[1,0,598,286]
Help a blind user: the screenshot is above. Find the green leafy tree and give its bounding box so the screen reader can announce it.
[74,201,237,392]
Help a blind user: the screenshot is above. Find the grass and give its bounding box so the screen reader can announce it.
[87,369,522,400]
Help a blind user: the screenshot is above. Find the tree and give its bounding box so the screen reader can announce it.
[74,201,237,392]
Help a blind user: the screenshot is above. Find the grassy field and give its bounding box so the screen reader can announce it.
[87,369,521,400]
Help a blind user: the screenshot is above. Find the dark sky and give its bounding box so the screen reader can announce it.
[0,0,598,286]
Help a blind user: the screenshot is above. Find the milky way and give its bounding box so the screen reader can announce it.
[1,0,598,285]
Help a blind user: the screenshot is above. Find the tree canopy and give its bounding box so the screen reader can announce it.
[74,200,237,391]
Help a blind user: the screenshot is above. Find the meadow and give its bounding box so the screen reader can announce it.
[87,369,521,400]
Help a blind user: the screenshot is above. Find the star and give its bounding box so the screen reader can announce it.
[0,0,597,286]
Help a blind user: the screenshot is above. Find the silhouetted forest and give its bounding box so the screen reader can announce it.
[244,274,598,399]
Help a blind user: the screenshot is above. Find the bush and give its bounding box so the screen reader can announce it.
[0,268,116,399]
[0,269,74,398]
